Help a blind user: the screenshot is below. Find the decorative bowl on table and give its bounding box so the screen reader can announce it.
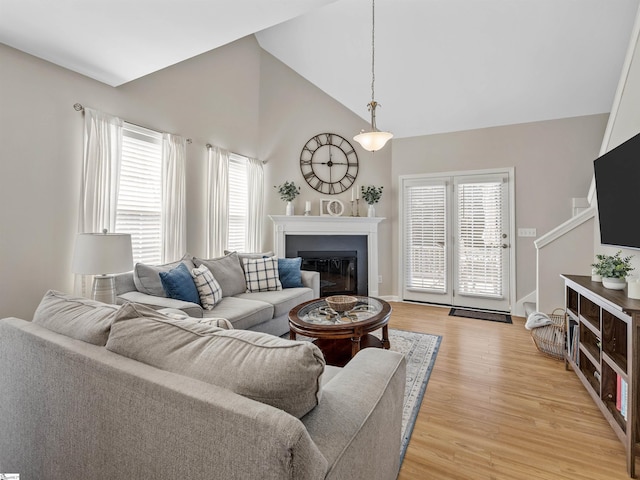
[325,295,358,312]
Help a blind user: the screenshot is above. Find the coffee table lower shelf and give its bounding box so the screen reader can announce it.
[313,334,384,367]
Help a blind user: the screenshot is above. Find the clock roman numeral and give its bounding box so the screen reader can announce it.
[328,183,336,194]
[313,135,324,148]
[304,171,316,180]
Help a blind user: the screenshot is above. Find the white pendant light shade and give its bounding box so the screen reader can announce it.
[353,130,393,152]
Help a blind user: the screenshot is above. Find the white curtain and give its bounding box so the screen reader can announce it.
[76,108,123,295]
[206,145,230,258]
[246,157,264,252]
[161,133,187,262]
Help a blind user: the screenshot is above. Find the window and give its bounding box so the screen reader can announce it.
[227,154,249,252]
[115,123,163,265]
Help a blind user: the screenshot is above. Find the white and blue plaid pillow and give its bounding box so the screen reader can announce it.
[190,264,223,310]
[242,255,283,293]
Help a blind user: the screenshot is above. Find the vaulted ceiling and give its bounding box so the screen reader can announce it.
[1,0,638,138]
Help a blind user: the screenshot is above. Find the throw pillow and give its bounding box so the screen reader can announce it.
[32,290,119,346]
[133,254,195,297]
[159,262,200,304]
[106,302,325,418]
[243,255,283,293]
[278,257,304,288]
[193,252,246,297]
[190,264,222,310]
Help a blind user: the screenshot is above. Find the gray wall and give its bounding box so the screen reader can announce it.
[391,114,608,300]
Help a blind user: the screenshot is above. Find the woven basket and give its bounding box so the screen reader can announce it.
[531,308,566,361]
[325,295,358,312]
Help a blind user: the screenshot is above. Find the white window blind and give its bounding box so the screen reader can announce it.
[115,123,163,265]
[456,180,503,297]
[404,182,447,293]
[228,154,248,252]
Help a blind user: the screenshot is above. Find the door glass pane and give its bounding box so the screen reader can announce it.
[404,183,447,293]
[456,180,503,298]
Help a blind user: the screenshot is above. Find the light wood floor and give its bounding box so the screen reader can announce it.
[390,301,634,480]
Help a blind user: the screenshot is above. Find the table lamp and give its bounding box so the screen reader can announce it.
[72,230,133,304]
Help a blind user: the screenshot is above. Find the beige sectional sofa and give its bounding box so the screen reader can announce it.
[0,291,406,480]
[114,251,320,337]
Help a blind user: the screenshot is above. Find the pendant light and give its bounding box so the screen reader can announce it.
[353,0,393,152]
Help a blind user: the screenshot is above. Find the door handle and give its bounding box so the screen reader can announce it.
[502,244,509,249]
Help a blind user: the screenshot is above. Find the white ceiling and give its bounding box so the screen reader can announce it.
[1,0,638,138]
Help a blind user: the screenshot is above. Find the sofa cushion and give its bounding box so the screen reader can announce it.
[134,254,195,297]
[159,262,200,304]
[32,290,119,346]
[193,252,246,297]
[202,296,274,330]
[106,303,325,418]
[278,257,304,288]
[235,287,315,318]
[243,255,282,293]
[190,264,222,309]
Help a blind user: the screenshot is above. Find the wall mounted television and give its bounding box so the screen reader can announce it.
[594,131,640,250]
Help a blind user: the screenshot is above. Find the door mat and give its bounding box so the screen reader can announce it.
[449,308,512,324]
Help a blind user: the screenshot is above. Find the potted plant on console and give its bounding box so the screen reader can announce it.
[361,185,383,217]
[592,250,634,290]
[275,181,300,216]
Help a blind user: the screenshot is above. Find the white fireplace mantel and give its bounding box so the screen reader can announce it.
[269,215,384,296]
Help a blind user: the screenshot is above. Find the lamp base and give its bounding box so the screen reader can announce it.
[92,274,116,304]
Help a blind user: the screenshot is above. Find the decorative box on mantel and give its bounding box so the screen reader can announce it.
[269,215,384,297]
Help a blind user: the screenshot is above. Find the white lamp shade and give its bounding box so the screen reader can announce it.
[353,130,393,152]
[72,233,133,275]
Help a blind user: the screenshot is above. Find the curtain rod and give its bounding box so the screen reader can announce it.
[205,143,267,164]
[73,103,192,144]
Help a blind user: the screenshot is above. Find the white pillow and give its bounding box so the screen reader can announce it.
[190,264,222,310]
[242,255,283,293]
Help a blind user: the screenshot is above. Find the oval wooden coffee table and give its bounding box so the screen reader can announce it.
[288,296,391,367]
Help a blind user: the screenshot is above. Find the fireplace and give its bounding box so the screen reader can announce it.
[269,215,383,297]
[286,235,368,296]
[299,251,357,296]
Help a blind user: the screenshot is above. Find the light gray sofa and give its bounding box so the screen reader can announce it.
[114,252,320,337]
[0,292,406,480]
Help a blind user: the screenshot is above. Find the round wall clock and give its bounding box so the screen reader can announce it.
[300,133,359,195]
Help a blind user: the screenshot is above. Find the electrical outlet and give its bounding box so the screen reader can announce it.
[518,228,537,237]
[378,275,383,284]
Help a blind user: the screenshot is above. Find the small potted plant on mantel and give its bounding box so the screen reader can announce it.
[274,181,300,216]
[591,251,634,290]
[361,185,383,217]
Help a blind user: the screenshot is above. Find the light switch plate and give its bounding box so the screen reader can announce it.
[518,228,537,237]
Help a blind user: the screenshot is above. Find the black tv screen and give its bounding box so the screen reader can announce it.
[594,131,640,250]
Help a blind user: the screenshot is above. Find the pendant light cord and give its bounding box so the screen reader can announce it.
[370,0,376,104]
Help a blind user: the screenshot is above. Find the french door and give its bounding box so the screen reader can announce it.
[400,169,514,312]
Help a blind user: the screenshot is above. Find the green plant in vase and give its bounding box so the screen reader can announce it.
[361,185,383,217]
[591,250,634,290]
[274,181,300,215]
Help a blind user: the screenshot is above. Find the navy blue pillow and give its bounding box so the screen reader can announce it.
[159,262,200,304]
[278,257,304,288]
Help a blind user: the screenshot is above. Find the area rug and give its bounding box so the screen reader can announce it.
[388,329,441,463]
[286,328,441,462]
[449,307,512,324]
